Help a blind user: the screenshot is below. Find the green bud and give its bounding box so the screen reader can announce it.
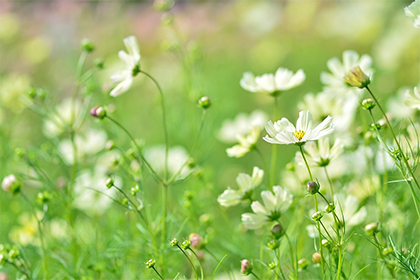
[271,224,285,239]
[311,211,323,222]
[298,258,309,271]
[27,86,37,99]
[81,38,95,52]
[285,162,295,171]
[344,66,371,89]
[362,99,376,110]
[266,239,280,250]
[131,185,139,196]
[312,252,322,264]
[198,96,211,109]
[145,258,155,268]
[121,198,128,206]
[307,181,319,195]
[14,147,25,158]
[364,222,380,236]
[181,240,191,250]
[170,238,178,247]
[325,203,335,213]
[37,191,52,205]
[322,239,332,250]
[106,141,115,151]
[268,262,277,270]
[383,247,393,256]
[94,58,104,69]
[106,178,114,189]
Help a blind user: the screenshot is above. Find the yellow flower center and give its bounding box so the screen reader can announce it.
[293,130,306,141]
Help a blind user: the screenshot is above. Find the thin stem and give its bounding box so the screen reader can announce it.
[140,70,170,181]
[204,248,233,280]
[189,248,204,280]
[323,167,334,201]
[250,271,261,280]
[152,267,165,280]
[105,115,163,184]
[177,245,199,280]
[366,86,420,190]
[299,145,313,181]
[159,185,168,270]
[372,233,396,279]
[9,261,31,280]
[284,233,297,279]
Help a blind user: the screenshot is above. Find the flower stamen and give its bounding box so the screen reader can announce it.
[293,130,306,141]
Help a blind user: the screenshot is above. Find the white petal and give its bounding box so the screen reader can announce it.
[236,173,252,192]
[273,186,293,212]
[241,213,267,229]
[110,76,133,97]
[260,190,277,213]
[217,189,241,207]
[251,167,264,187]
[251,201,269,215]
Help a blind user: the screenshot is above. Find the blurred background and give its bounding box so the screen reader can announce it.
[0,0,419,278]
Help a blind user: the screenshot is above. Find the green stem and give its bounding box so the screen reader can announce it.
[152,267,165,280]
[323,167,334,201]
[189,248,204,280]
[251,271,261,280]
[140,70,170,181]
[204,248,233,280]
[299,145,313,181]
[159,185,168,271]
[284,233,297,279]
[105,116,163,184]
[372,233,396,279]
[177,245,199,280]
[9,261,31,280]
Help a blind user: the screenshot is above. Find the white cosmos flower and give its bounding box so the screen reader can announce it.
[43,98,82,138]
[263,111,334,146]
[226,126,261,158]
[240,67,305,96]
[241,186,293,229]
[321,50,373,95]
[405,0,420,28]
[218,167,264,207]
[306,194,366,238]
[295,138,343,167]
[405,86,420,110]
[110,36,141,97]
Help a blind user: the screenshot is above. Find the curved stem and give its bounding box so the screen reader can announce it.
[152,267,165,280]
[189,248,204,280]
[140,70,170,181]
[177,245,199,280]
[250,271,261,280]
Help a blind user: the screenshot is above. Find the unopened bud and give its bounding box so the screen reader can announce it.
[362,99,376,110]
[312,252,322,264]
[198,96,211,109]
[364,222,380,236]
[106,178,114,189]
[266,239,280,250]
[344,66,371,89]
[311,211,323,222]
[145,258,155,268]
[271,224,285,239]
[189,233,204,249]
[298,258,309,270]
[170,238,178,247]
[268,262,277,270]
[37,191,52,205]
[90,106,106,119]
[105,141,115,151]
[240,259,252,275]
[325,203,335,213]
[383,247,393,256]
[181,240,191,250]
[307,181,319,195]
[94,58,104,69]
[1,175,21,194]
[131,185,139,196]
[81,39,95,52]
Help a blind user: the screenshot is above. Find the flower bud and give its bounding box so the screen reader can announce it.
[130,185,139,196]
[106,178,114,189]
[362,99,376,110]
[325,203,335,213]
[121,198,128,206]
[312,252,322,264]
[90,106,106,119]
[94,58,104,69]
[81,39,95,52]
[170,238,178,247]
[189,233,204,249]
[382,247,393,256]
[37,191,52,205]
[311,211,323,222]
[266,239,280,250]
[364,222,379,236]
[145,258,155,268]
[1,174,21,194]
[181,240,191,250]
[298,258,309,271]
[198,96,212,109]
[105,141,115,151]
[343,66,371,89]
[307,181,319,195]
[271,224,285,239]
[14,147,25,158]
[268,262,277,270]
[0,254,6,266]
[285,162,295,171]
[240,259,252,275]
[322,239,332,250]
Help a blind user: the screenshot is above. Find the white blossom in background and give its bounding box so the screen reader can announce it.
[218,110,268,143]
[321,50,373,96]
[43,98,82,138]
[218,167,264,207]
[405,86,420,110]
[58,129,107,165]
[73,168,120,215]
[405,0,420,28]
[298,91,358,133]
[263,111,334,146]
[226,126,261,158]
[295,138,343,167]
[240,67,305,96]
[144,145,192,179]
[241,186,293,229]
[386,86,415,119]
[110,36,141,97]
[306,194,366,238]
[347,176,380,201]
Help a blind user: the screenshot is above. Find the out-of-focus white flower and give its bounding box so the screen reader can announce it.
[263,111,334,146]
[218,110,268,143]
[405,0,420,28]
[306,194,366,238]
[240,67,305,96]
[58,129,107,165]
[321,50,373,95]
[405,86,420,110]
[226,126,261,158]
[241,186,293,229]
[43,98,82,138]
[144,145,192,179]
[347,176,380,201]
[1,174,21,194]
[298,91,359,134]
[73,169,119,215]
[0,74,31,113]
[218,167,264,207]
[295,138,343,167]
[110,36,141,97]
[387,86,415,119]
